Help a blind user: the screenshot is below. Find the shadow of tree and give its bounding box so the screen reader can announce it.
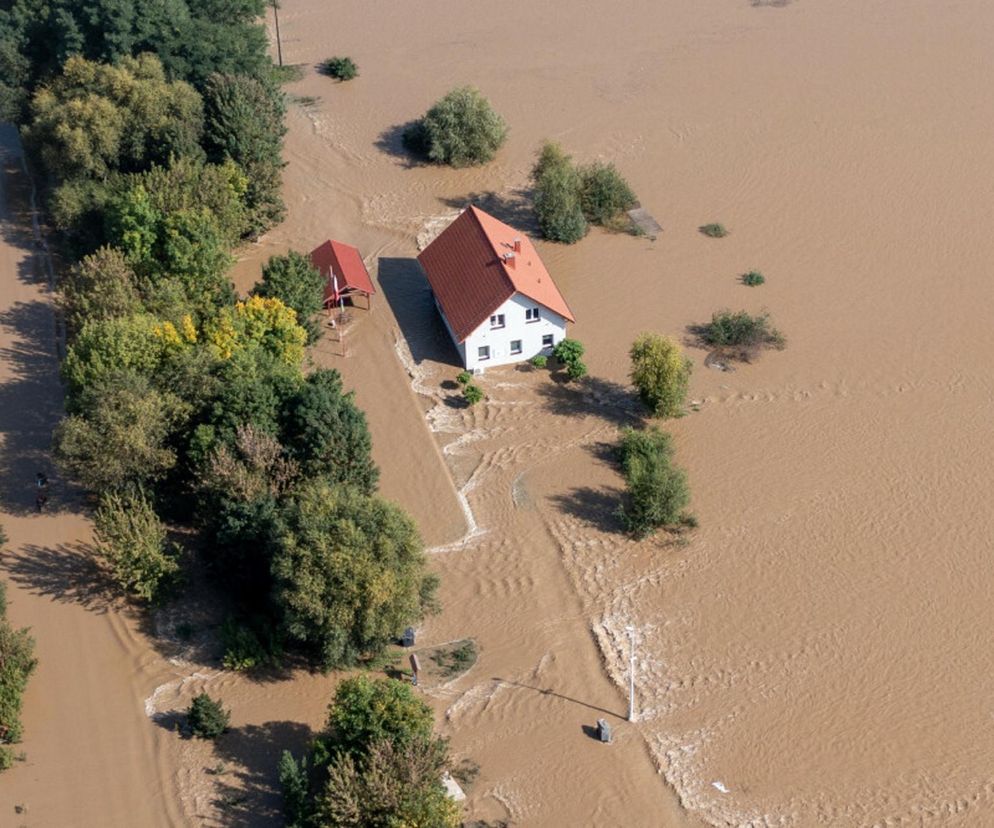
[211,720,315,826]
[438,189,537,234]
[534,374,641,427]
[548,486,624,534]
[0,542,128,615]
[373,121,423,168]
[376,257,461,368]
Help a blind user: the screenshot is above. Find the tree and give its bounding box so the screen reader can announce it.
[0,581,37,771]
[318,736,460,828]
[203,72,286,236]
[187,692,230,739]
[617,427,691,538]
[404,86,507,167]
[281,369,378,493]
[278,750,311,827]
[205,296,307,368]
[26,53,204,184]
[629,333,692,418]
[61,314,165,398]
[579,161,637,225]
[254,251,324,343]
[552,337,587,380]
[322,676,434,761]
[531,142,587,243]
[59,246,141,332]
[54,371,186,493]
[270,483,437,670]
[94,488,179,602]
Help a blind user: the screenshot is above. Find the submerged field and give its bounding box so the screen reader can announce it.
[4,0,994,825]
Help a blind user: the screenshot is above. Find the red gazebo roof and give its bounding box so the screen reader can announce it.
[310,240,376,305]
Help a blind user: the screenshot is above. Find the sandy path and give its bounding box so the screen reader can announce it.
[0,126,183,826]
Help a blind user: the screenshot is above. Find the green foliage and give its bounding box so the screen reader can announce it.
[699,223,728,238]
[578,162,636,225]
[320,56,358,81]
[281,369,379,493]
[431,639,477,677]
[59,246,141,333]
[404,86,507,167]
[0,582,37,771]
[254,251,324,343]
[203,73,287,236]
[699,309,785,356]
[322,676,434,760]
[462,383,484,405]
[61,314,165,395]
[220,617,280,671]
[278,750,311,828]
[318,736,460,828]
[94,488,179,602]
[552,337,585,364]
[270,483,437,671]
[55,371,187,493]
[531,142,587,244]
[742,270,766,286]
[455,370,472,386]
[205,296,307,368]
[26,54,203,183]
[529,354,547,369]
[187,692,230,739]
[629,333,692,418]
[617,427,691,538]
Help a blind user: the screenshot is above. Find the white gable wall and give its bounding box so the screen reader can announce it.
[459,293,567,371]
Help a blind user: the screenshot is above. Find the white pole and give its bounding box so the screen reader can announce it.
[626,625,636,722]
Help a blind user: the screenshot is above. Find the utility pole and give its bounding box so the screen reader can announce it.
[272,0,283,67]
[626,625,636,722]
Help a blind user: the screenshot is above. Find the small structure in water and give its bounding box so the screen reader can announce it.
[310,239,376,312]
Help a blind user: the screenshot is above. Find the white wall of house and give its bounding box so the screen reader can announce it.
[458,293,567,371]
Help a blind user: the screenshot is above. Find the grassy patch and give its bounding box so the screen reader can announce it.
[270,64,304,84]
[429,639,478,677]
[319,56,358,81]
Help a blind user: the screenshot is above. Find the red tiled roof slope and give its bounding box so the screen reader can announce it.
[310,240,376,305]
[417,206,575,342]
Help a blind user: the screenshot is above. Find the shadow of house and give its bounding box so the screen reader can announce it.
[439,189,538,235]
[376,257,462,368]
[211,720,315,827]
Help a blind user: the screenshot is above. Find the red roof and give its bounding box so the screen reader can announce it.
[310,240,376,305]
[416,206,575,342]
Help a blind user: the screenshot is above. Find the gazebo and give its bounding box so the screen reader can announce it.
[310,240,375,311]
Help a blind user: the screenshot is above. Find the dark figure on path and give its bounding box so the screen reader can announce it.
[35,493,48,512]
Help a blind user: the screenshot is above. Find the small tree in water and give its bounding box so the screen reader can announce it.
[403,87,507,167]
[629,333,692,418]
[187,692,230,739]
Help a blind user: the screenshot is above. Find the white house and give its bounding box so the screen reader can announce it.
[417,206,576,371]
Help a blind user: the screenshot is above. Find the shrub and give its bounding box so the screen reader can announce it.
[220,617,279,671]
[742,270,765,286]
[616,427,691,538]
[531,142,587,244]
[565,359,588,381]
[93,488,180,602]
[699,309,785,357]
[529,354,547,369]
[463,383,484,405]
[0,582,37,772]
[699,223,728,238]
[629,333,692,418]
[403,87,507,167]
[455,370,472,386]
[187,692,230,739]
[579,162,637,225]
[321,57,358,81]
[279,750,311,827]
[552,338,585,365]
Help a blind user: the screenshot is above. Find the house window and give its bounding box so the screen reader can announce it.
[478,346,490,361]
[542,334,554,348]
[490,314,505,329]
[525,307,540,323]
[510,339,522,355]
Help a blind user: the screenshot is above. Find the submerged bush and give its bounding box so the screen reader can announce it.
[699,309,785,356]
[616,427,691,538]
[529,354,548,369]
[579,162,637,225]
[320,57,358,81]
[699,223,728,238]
[403,87,507,167]
[187,692,230,739]
[629,333,692,418]
[463,383,483,405]
[531,142,588,244]
[742,270,766,286]
[455,370,472,386]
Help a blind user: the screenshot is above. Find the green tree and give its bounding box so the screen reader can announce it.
[54,371,186,492]
[203,72,286,236]
[59,246,141,332]
[61,314,165,397]
[205,296,307,368]
[281,369,378,493]
[532,142,587,243]
[404,86,507,167]
[278,750,311,827]
[187,692,230,739]
[270,483,437,670]
[0,582,37,771]
[617,427,691,538]
[629,333,692,418]
[318,736,460,828]
[94,488,179,602]
[579,161,637,225]
[254,251,324,343]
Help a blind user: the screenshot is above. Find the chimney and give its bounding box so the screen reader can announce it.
[503,251,516,269]
[513,237,522,253]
